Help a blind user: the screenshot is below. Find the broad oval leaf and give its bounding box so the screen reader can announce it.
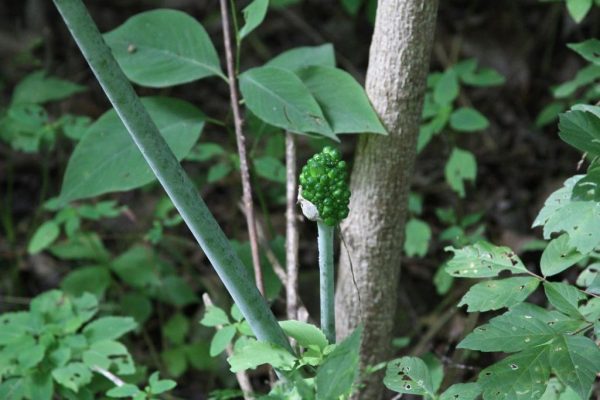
[549,335,600,400]
[540,234,584,277]
[279,320,328,350]
[266,44,336,72]
[104,9,223,87]
[383,356,435,397]
[445,241,528,278]
[558,109,600,156]
[458,276,539,312]
[239,66,335,139]
[59,97,205,204]
[227,339,296,372]
[296,66,387,135]
[449,107,489,132]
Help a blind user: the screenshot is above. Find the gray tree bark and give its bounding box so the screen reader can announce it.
[334,1,438,399]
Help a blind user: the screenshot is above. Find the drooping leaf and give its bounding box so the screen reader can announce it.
[28,221,60,254]
[549,335,600,400]
[104,9,223,87]
[239,66,335,139]
[279,320,328,350]
[458,276,539,312]
[449,107,490,132]
[266,44,336,72]
[296,66,386,135]
[59,97,205,204]
[445,241,528,278]
[543,282,586,319]
[404,218,432,257]
[383,356,435,397]
[239,0,269,39]
[458,303,581,353]
[540,234,584,277]
[445,147,477,197]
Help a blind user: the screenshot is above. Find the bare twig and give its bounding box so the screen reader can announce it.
[285,132,300,320]
[202,294,255,400]
[219,0,264,295]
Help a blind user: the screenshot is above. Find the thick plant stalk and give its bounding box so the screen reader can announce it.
[317,221,335,344]
[219,0,264,295]
[52,0,291,352]
[285,132,299,320]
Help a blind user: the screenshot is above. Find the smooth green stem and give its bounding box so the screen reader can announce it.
[52,0,291,353]
[317,221,335,344]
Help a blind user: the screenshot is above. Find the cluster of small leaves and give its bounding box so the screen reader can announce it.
[201,305,362,400]
[106,372,176,399]
[0,71,88,153]
[299,146,350,226]
[0,290,137,399]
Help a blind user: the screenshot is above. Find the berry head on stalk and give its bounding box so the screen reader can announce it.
[299,146,351,226]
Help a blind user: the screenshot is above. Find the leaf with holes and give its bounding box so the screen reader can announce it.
[383,356,435,397]
[478,345,551,400]
[445,241,528,278]
[59,97,205,204]
[104,9,223,87]
[549,335,600,400]
[458,276,539,312]
[541,234,585,277]
[52,362,92,393]
[543,282,587,319]
[458,303,581,353]
[440,383,482,400]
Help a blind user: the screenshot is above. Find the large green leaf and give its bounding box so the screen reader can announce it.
[296,66,386,135]
[315,327,362,400]
[239,66,335,139]
[478,345,551,400]
[383,356,435,397]
[59,97,204,204]
[540,234,584,277]
[458,303,581,353]
[445,241,528,278]
[279,320,328,350]
[549,335,600,400]
[458,276,539,312]
[238,0,269,39]
[104,9,223,87]
[266,44,336,72]
[558,110,600,156]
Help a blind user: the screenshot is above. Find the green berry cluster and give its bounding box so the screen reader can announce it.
[299,146,350,226]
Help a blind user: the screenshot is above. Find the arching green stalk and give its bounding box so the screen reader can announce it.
[317,221,336,343]
[52,0,291,353]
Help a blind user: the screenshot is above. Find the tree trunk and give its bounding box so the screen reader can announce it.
[335,1,438,399]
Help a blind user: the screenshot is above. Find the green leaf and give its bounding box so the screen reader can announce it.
[296,66,386,135]
[207,162,233,183]
[83,316,137,343]
[61,266,111,298]
[11,71,85,105]
[533,175,600,254]
[458,276,539,312]
[383,356,434,396]
[558,110,600,156]
[536,102,566,128]
[266,44,336,72]
[549,335,600,400]
[445,241,528,278]
[254,156,286,183]
[161,346,188,377]
[148,372,177,395]
[239,66,335,139]
[568,39,600,65]
[27,372,53,400]
[153,276,198,307]
[185,142,225,162]
[541,234,584,277]
[572,167,600,201]
[279,320,328,350]
[553,65,600,98]
[107,384,142,398]
[315,326,362,400]
[433,69,459,105]
[18,344,46,369]
[478,345,551,400]
[59,97,205,204]
[403,218,431,257]
[440,383,481,400]
[239,0,269,39]
[110,246,161,289]
[120,292,153,325]
[422,353,444,393]
[227,339,296,372]
[566,0,593,22]
[341,0,362,15]
[104,9,223,87]
[49,232,109,262]
[163,313,190,345]
[210,325,237,356]
[461,67,505,87]
[52,362,92,393]
[201,306,230,327]
[449,107,489,132]
[458,303,581,353]
[28,221,60,254]
[543,281,586,318]
[445,147,476,197]
[82,340,135,375]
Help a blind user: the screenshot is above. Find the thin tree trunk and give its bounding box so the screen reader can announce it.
[334,1,438,399]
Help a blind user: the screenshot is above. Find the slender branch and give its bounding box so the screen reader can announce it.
[285,132,299,320]
[219,0,265,295]
[318,221,335,343]
[203,294,255,400]
[52,0,290,352]
[91,365,125,387]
